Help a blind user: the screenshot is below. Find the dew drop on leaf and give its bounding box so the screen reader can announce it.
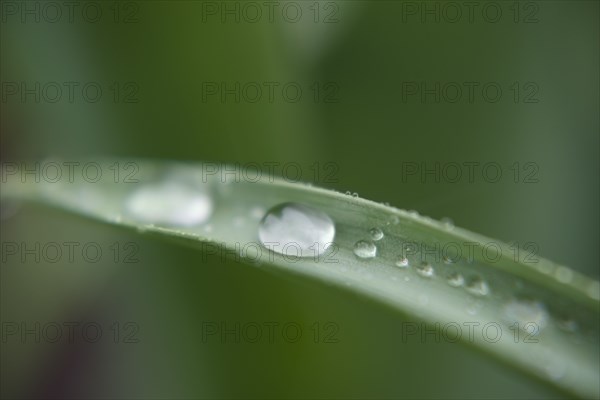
[125,182,213,227]
[258,202,335,258]
[353,240,377,259]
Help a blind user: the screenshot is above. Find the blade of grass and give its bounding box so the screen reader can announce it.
[2,158,598,398]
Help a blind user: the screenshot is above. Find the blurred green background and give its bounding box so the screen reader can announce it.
[1,1,598,398]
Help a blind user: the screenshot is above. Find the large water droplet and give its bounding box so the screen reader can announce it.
[353,240,377,259]
[369,227,384,241]
[258,202,335,258]
[503,299,548,333]
[126,182,213,227]
[416,262,434,278]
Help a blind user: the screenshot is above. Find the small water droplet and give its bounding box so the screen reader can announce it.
[465,277,489,296]
[416,262,434,278]
[258,202,335,258]
[441,217,454,229]
[395,256,409,268]
[345,191,352,196]
[390,215,400,225]
[352,192,359,198]
[126,182,213,227]
[369,227,384,241]
[443,256,455,265]
[503,299,548,333]
[447,272,464,287]
[353,240,377,259]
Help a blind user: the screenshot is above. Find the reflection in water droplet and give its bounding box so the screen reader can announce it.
[258,202,335,258]
[395,256,409,268]
[126,182,213,227]
[369,227,384,241]
[447,272,464,287]
[465,277,489,296]
[416,262,434,278]
[353,240,377,259]
[503,299,548,333]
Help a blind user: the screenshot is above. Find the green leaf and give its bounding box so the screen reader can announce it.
[3,158,599,398]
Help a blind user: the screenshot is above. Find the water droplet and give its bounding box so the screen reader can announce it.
[258,202,335,258]
[352,192,359,198]
[353,240,377,259]
[416,262,434,278]
[503,299,548,332]
[390,215,400,225]
[441,217,454,229]
[345,191,352,196]
[465,277,489,296]
[395,256,409,268]
[369,227,384,241]
[447,272,464,287]
[126,182,213,227]
[443,256,455,265]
